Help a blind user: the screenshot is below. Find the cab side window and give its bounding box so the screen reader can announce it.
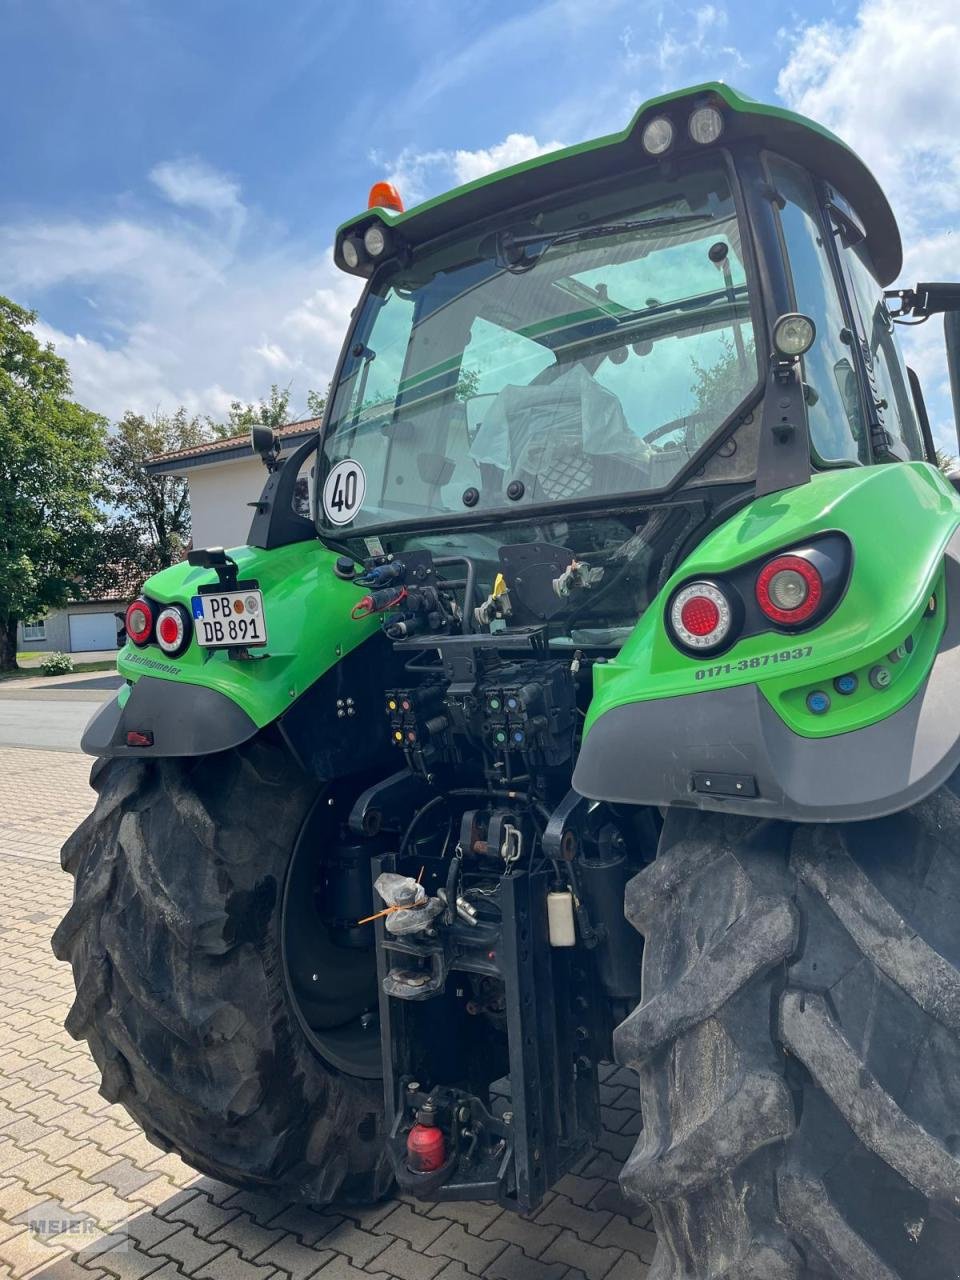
[765,155,868,465]
[829,202,925,461]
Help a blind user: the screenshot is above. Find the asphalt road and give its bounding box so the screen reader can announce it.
[0,678,120,751]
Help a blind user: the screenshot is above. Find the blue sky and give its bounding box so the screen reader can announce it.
[2,0,959,445]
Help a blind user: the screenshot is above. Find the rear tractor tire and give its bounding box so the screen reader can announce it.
[52,734,390,1204]
[615,781,960,1280]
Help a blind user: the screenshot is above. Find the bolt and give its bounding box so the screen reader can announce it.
[502,1111,513,1125]
[327,797,335,807]
[311,973,319,982]
[407,1080,421,1095]
[360,1012,377,1030]
[457,1105,470,1123]
[346,697,355,706]
[337,709,346,718]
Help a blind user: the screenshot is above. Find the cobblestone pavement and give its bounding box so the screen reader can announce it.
[0,745,654,1280]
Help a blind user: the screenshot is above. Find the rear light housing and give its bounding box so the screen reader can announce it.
[665,535,850,657]
[125,598,153,647]
[755,554,823,626]
[155,604,192,657]
[669,581,735,652]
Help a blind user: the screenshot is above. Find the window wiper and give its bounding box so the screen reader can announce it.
[498,213,716,271]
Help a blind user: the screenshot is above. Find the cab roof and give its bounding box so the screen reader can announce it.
[335,82,901,286]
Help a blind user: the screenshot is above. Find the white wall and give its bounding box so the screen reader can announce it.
[186,457,267,550]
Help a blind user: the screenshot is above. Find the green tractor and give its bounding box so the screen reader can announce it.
[54,82,960,1278]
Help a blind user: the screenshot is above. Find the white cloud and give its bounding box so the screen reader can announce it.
[4,128,564,426]
[777,0,960,448]
[382,132,564,208]
[452,134,565,185]
[2,210,360,424]
[149,158,245,224]
[777,0,960,233]
[622,3,746,83]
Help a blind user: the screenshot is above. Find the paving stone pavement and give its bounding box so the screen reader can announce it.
[0,745,654,1279]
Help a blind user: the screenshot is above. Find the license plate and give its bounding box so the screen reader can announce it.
[191,590,268,648]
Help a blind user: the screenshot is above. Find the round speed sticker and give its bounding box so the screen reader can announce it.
[323,459,366,526]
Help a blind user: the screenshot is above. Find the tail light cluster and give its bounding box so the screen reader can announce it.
[755,555,823,626]
[124,597,192,657]
[670,582,734,651]
[666,537,849,656]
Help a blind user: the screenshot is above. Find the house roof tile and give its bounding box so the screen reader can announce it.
[148,417,321,467]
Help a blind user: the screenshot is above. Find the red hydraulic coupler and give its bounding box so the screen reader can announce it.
[406,1104,446,1173]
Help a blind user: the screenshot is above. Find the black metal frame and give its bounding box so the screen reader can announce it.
[372,850,600,1212]
[247,434,318,551]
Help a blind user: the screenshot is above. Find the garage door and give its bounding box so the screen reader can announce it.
[68,612,120,652]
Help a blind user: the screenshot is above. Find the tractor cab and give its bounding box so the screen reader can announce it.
[315,83,949,657]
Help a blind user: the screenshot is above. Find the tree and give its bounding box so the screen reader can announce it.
[94,387,302,599]
[221,383,291,434]
[936,447,957,475]
[94,409,226,596]
[306,388,327,419]
[0,296,106,671]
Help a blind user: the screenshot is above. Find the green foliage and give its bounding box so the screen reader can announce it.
[0,295,106,670]
[94,408,225,596]
[40,651,74,676]
[456,366,481,401]
[223,383,291,434]
[935,447,957,475]
[306,388,327,419]
[691,334,756,411]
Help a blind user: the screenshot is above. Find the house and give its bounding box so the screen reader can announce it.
[145,417,320,550]
[17,598,128,655]
[16,418,321,657]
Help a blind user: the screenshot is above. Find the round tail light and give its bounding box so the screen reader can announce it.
[125,598,153,646]
[155,605,191,656]
[669,581,733,651]
[756,555,823,626]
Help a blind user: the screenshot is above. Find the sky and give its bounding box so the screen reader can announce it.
[2,0,960,445]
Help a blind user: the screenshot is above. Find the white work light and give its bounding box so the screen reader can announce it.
[689,105,724,144]
[642,117,674,156]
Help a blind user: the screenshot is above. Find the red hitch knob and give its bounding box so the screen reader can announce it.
[406,1121,446,1173]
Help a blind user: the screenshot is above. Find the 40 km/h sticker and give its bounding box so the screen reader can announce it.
[323,459,366,526]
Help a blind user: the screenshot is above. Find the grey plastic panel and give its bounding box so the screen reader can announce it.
[573,530,960,823]
[81,675,258,759]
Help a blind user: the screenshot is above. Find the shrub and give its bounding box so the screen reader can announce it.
[40,651,74,676]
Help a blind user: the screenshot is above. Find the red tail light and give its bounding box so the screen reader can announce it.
[669,581,733,651]
[155,604,191,657]
[755,555,823,625]
[125,598,153,646]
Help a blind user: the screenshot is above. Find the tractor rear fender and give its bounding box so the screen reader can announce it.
[81,539,379,761]
[574,462,960,822]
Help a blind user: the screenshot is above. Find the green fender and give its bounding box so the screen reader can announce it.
[574,463,960,821]
[82,540,379,758]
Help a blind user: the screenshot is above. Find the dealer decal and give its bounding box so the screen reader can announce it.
[125,653,182,676]
[695,645,814,680]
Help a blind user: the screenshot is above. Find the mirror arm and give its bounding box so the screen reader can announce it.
[885,282,960,320]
